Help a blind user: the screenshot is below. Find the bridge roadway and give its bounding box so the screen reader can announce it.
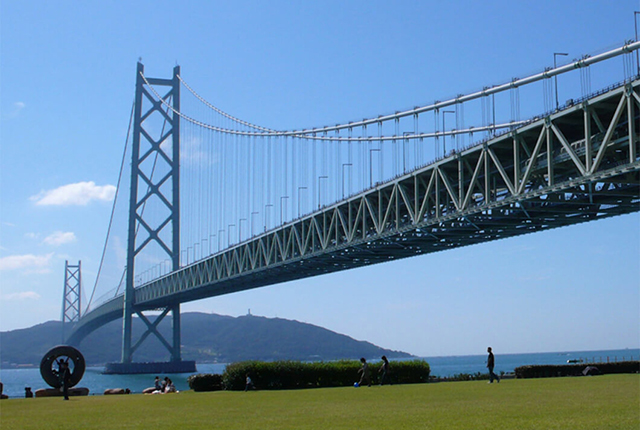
[68,78,640,345]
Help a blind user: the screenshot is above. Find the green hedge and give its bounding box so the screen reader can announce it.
[187,373,224,392]
[222,359,430,391]
[514,361,639,379]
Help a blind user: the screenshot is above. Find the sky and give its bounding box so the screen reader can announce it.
[1,0,639,358]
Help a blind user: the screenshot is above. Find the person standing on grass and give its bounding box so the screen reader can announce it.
[487,347,500,383]
[58,359,71,400]
[358,358,371,387]
[379,356,390,386]
[245,374,255,391]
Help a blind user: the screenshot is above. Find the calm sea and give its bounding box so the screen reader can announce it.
[1,348,637,399]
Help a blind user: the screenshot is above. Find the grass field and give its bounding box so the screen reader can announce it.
[1,375,638,429]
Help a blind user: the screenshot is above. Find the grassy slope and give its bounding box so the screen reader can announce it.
[1,375,638,430]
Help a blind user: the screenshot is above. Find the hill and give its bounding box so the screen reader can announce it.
[0,312,411,366]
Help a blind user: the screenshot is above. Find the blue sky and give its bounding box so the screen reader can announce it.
[1,0,638,357]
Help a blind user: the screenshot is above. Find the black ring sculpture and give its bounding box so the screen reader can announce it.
[40,345,86,389]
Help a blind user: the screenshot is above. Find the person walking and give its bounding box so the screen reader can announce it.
[487,347,500,383]
[379,355,390,386]
[358,358,371,387]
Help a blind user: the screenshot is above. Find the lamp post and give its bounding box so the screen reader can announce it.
[227,224,236,247]
[442,111,455,156]
[251,212,259,236]
[635,12,640,76]
[218,229,225,250]
[369,149,381,187]
[201,239,208,258]
[280,196,289,225]
[209,234,216,253]
[402,132,414,173]
[554,52,568,110]
[342,164,352,198]
[239,218,247,242]
[297,187,307,217]
[264,204,273,231]
[318,176,328,208]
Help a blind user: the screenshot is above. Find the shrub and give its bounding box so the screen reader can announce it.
[514,361,639,379]
[222,359,430,391]
[188,373,224,391]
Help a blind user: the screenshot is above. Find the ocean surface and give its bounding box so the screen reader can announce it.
[1,348,637,399]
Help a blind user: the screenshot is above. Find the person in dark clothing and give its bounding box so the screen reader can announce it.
[245,374,255,391]
[487,347,500,383]
[154,376,162,392]
[58,359,71,400]
[379,355,390,386]
[358,358,371,387]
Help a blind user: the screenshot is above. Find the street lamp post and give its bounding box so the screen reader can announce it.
[280,196,289,225]
[635,12,640,76]
[318,176,328,208]
[369,149,381,187]
[402,132,414,173]
[297,187,307,217]
[251,212,259,236]
[342,164,352,198]
[442,111,455,157]
[554,52,569,110]
[264,205,274,231]
[227,224,236,247]
[239,218,247,242]
[218,229,225,250]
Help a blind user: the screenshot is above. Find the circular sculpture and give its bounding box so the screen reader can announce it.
[40,345,86,389]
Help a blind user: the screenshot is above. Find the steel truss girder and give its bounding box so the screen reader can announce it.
[131,79,640,310]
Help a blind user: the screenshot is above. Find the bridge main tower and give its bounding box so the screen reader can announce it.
[107,62,194,373]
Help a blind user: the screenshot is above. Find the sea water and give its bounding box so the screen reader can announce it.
[0,349,637,399]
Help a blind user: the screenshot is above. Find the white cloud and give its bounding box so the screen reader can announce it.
[43,231,76,246]
[0,253,54,272]
[31,181,116,206]
[2,291,41,301]
[4,101,25,119]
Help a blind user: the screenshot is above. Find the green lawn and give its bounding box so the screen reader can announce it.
[1,375,638,430]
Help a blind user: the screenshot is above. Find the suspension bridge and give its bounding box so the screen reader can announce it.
[64,41,640,373]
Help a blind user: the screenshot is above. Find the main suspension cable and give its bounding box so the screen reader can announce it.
[86,98,135,312]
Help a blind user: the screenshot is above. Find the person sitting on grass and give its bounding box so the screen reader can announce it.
[164,378,177,393]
